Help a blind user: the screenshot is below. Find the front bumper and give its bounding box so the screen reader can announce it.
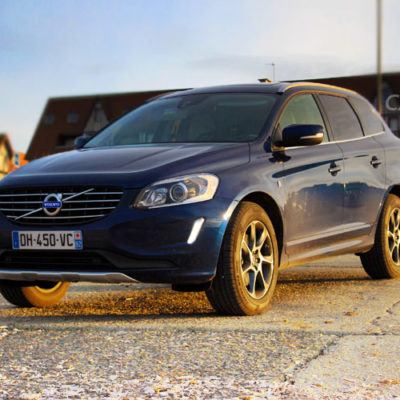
[0,194,234,285]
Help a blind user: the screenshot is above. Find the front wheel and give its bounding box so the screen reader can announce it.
[206,202,279,316]
[0,282,70,307]
[360,194,400,279]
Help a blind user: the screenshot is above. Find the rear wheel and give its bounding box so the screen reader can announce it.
[206,202,279,316]
[360,194,400,279]
[0,282,70,307]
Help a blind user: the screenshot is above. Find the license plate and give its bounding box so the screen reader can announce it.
[12,231,83,250]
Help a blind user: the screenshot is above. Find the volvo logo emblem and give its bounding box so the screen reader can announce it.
[43,193,63,216]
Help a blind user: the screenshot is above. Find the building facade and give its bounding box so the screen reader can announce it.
[26,89,181,160]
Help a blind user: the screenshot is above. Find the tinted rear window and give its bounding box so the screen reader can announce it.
[319,95,364,141]
[350,97,384,135]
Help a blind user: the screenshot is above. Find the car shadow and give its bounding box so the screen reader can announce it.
[0,268,374,323]
[277,277,369,284]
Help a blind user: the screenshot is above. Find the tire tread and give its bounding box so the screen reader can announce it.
[0,286,32,307]
[360,194,400,279]
[206,201,278,316]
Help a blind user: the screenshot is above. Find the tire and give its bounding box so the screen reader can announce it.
[360,194,400,279]
[206,202,279,316]
[0,282,70,307]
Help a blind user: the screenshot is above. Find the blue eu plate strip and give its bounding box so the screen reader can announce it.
[74,231,83,250]
[12,232,20,249]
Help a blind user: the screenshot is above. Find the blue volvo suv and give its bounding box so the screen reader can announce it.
[0,82,399,315]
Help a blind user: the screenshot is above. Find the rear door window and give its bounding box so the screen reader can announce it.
[319,95,364,141]
[350,97,384,135]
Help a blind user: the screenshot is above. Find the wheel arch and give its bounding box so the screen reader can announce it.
[235,191,284,265]
[389,185,400,199]
[372,184,400,233]
[369,185,400,226]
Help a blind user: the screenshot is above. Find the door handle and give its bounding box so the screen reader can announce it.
[328,162,341,176]
[370,156,382,168]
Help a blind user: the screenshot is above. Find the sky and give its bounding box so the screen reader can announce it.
[1,0,400,152]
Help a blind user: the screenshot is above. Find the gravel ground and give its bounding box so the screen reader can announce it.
[0,327,337,399]
[1,255,400,399]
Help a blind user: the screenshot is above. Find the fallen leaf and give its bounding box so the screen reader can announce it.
[379,379,400,385]
[344,311,358,316]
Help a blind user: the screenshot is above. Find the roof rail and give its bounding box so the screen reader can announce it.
[145,91,178,103]
[277,82,359,95]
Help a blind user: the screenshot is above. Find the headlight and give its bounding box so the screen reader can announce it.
[133,174,219,209]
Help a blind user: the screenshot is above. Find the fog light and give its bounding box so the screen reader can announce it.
[187,218,205,244]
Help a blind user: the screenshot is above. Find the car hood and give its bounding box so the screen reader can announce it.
[1,143,250,188]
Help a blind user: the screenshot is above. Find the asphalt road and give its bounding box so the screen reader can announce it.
[1,255,400,399]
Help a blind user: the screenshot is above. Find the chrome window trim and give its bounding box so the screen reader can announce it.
[278,131,385,151]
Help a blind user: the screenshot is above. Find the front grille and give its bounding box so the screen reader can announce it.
[0,250,114,271]
[0,186,124,225]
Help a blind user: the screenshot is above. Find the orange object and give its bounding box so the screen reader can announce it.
[0,134,28,177]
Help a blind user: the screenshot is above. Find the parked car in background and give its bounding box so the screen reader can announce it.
[0,82,399,316]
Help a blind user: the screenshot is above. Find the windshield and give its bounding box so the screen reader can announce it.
[85,93,276,147]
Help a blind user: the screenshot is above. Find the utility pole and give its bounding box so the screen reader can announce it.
[377,0,383,115]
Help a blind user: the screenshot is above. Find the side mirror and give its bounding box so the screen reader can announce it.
[280,124,324,148]
[74,134,92,149]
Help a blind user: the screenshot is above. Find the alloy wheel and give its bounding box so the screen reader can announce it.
[240,220,274,299]
[388,208,400,265]
[34,282,63,294]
